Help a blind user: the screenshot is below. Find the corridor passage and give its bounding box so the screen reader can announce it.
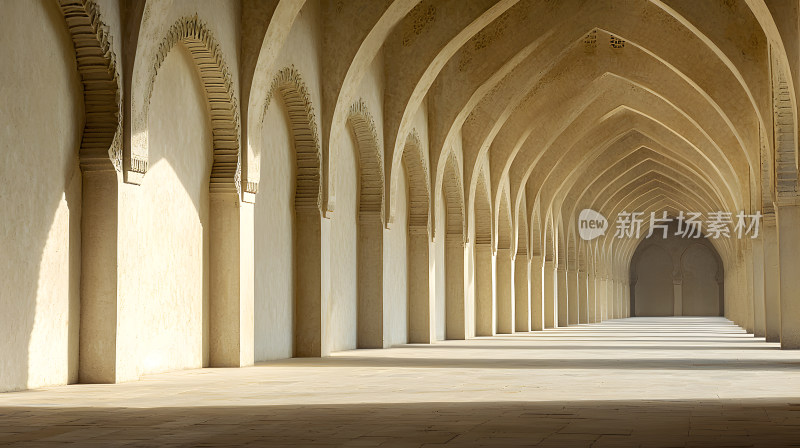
[2,318,800,447]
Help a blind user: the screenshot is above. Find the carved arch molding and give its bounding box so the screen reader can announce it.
[58,0,122,172]
[131,15,241,195]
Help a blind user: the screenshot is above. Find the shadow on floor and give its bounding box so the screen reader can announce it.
[1,398,800,447]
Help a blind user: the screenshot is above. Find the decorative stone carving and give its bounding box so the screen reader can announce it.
[402,2,436,47]
[771,52,797,200]
[140,15,241,195]
[584,29,598,53]
[262,66,322,212]
[475,168,493,246]
[403,130,431,235]
[347,99,385,218]
[458,4,529,72]
[58,0,122,172]
[443,151,466,244]
[610,34,625,49]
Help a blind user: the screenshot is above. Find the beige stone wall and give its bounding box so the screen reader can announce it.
[435,186,447,341]
[254,94,295,361]
[117,44,211,380]
[0,0,83,392]
[330,112,359,352]
[384,169,408,346]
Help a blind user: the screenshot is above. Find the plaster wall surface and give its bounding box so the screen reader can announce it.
[635,245,674,316]
[383,167,408,346]
[0,0,83,392]
[330,118,358,352]
[254,98,295,361]
[633,232,723,317]
[117,45,211,381]
[435,187,447,341]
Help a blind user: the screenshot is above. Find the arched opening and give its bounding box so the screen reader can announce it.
[474,169,493,336]
[495,188,513,334]
[58,0,119,385]
[347,100,385,349]
[514,197,530,332]
[556,218,568,327]
[543,218,557,328]
[140,42,211,373]
[567,231,579,325]
[442,152,466,340]
[259,67,323,358]
[403,132,433,343]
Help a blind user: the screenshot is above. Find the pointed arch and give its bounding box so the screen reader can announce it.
[402,130,431,233]
[442,151,466,242]
[771,49,798,200]
[443,150,467,340]
[132,15,241,194]
[58,0,122,383]
[262,66,324,357]
[556,214,566,269]
[497,186,512,250]
[474,163,494,336]
[517,194,529,258]
[264,66,322,210]
[348,99,385,217]
[544,214,555,262]
[496,185,514,334]
[567,227,578,272]
[404,130,434,343]
[475,167,493,246]
[530,197,542,258]
[58,0,121,171]
[347,99,385,348]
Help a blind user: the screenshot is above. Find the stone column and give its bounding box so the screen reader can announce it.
[358,214,384,348]
[79,170,119,383]
[567,266,579,325]
[598,276,607,321]
[208,194,256,365]
[742,238,755,333]
[606,276,614,320]
[475,244,494,336]
[495,248,513,334]
[625,280,631,317]
[578,269,589,323]
[763,216,781,342]
[751,235,766,338]
[588,271,597,323]
[673,275,683,316]
[408,228,433,343]
[514,256,531,332]
[292,209,324,357]
[445,235,466,340]
[543,259,556,328]
[531,256,545,330]
[557,265,569,326]
[777,203,800,348]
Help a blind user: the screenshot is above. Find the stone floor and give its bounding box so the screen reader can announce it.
[2,317,800,447]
